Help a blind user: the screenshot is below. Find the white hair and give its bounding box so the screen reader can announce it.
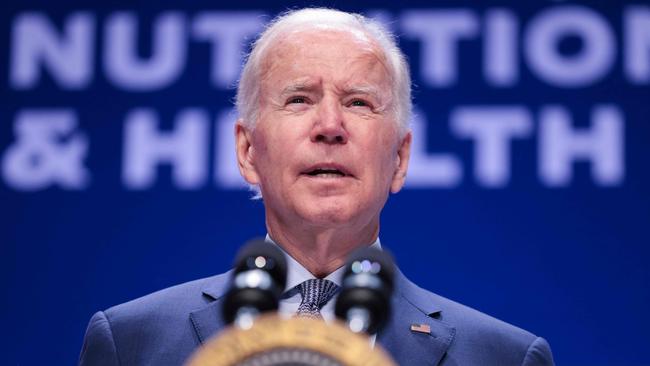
[235,8,412,136]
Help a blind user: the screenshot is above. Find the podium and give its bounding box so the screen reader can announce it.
[185,315,396,366]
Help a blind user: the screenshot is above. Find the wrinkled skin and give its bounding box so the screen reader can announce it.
[236,30,411,276]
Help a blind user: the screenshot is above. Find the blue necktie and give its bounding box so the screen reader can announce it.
[296,279,340,319]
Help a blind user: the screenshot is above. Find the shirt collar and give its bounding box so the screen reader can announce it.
[264,234,382,292]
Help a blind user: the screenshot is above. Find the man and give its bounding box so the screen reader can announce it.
[79,8,554,366]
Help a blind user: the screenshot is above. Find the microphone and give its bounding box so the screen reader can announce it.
[222,238,287,329]
[335,246,395,335]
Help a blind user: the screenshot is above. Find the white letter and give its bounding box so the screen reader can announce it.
[625,6,650,84]
[401,10,478,87]
[525,6,615,87]
[193,12,265,88]
[484,9,518,86]
[123,108,208,189]
[10,12,94,89]
[105,12,186,90]
[214,108,246,188]
[2,109,90,190]
[539,105,624,186]
[405,111,462,188]
[451,106,532,187]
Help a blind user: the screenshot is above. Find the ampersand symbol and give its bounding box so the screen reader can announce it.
[2,109,90,190]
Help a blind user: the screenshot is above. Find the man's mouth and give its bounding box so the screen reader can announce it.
[301,165,352,178]
[306,168,345,178]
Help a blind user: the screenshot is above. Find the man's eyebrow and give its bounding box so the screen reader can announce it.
[343,85,384,101]
[278,83,387,103]
[280,82,319,95]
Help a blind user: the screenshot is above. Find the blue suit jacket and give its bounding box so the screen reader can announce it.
[79,270,554,365]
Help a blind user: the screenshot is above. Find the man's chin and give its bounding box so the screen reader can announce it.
[294,199,360,227]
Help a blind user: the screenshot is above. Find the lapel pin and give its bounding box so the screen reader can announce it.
[410,323,431,334]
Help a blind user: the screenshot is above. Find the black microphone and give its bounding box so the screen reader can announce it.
[222,238,287,328]
[335,246,395,335]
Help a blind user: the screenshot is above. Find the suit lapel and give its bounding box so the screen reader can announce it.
[189,300,225,344]
[378,271,456,366]
[189,270,456,365]
[189,271,232,344]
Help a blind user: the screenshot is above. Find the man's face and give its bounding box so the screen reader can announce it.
[236,30,411,231]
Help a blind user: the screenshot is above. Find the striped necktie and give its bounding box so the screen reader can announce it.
[296,279,340,319]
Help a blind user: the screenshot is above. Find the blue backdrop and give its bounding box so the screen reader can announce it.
[2,1,649,365]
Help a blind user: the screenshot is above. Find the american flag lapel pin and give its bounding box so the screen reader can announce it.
[410,323,431,334]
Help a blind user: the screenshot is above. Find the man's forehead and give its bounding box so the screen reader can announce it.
[278,78,385,97]
[274,27,375,51]
[262,29,387,71]
[263,49,390,89]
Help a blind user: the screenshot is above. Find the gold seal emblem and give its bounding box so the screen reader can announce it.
[185,315,396,366]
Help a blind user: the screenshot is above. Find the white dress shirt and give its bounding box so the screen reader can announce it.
[265,235,381,345]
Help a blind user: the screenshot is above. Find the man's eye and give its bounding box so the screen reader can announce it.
[288,97,306,104]
[350,99,369,107]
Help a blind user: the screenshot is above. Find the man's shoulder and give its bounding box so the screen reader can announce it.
[397,273,552,364]
[103,271,230,323]
[428,288,535,342]
[80,272,232,366]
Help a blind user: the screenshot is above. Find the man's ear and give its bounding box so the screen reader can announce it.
[235,121,260,185]
[390,131,412,193]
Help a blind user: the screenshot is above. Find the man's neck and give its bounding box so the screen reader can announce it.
[266,218,379,278]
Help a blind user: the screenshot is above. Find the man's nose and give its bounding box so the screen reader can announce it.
[311,97,349,144]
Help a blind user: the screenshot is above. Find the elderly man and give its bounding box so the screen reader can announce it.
[79,8,554,366]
